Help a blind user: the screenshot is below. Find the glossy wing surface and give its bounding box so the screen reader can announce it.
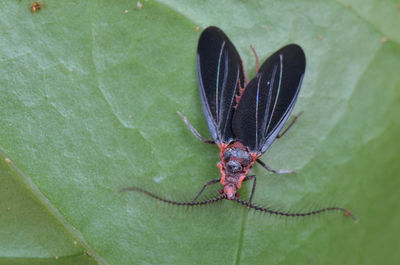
[197,26,245,144]
[232,44,306,154]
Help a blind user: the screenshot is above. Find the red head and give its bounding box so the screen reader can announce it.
[223,184,237,200]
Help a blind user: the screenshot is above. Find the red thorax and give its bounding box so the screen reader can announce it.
[217,142,259,199]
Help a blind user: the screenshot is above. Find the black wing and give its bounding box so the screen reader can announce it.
[197,26,245,144]
[232,44,306,154]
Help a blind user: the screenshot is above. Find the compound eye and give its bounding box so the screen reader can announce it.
[241,156,251,167]
[218,188,224,194]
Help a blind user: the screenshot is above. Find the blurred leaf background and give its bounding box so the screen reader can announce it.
[0,0,399,264]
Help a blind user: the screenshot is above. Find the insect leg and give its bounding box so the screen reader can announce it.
[177,111,215,144]
[256,159,296,174]
[191,178,221,202]
[250,45,259,74]
[276,111,304,138]
[257,111,303,174]
[242,175,257,205]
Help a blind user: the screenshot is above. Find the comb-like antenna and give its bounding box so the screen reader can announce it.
[119,187,226,206]
[233,198,358,222]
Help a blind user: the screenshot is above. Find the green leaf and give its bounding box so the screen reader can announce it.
[1,0,399,264]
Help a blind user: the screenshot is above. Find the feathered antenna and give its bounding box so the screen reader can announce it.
[119,187,226,206]
[233,198,358,222]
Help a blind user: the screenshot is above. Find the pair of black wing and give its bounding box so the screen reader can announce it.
[197,26,306,154]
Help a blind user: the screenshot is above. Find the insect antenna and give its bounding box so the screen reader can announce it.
[233,198,358,222]
[119,187,226,206]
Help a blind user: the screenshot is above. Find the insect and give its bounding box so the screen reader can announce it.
[31,1,46,13]
[120,26,357,221]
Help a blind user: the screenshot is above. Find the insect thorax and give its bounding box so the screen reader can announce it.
[222,142,252,175]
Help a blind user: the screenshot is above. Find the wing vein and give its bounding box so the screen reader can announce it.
[255,75,262,150]
[265,54,283,139]
[215,41,226,129]
[222,65,239,139]
[197,56,218,133]
[219,50,229,134]
[262,64,278,139]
